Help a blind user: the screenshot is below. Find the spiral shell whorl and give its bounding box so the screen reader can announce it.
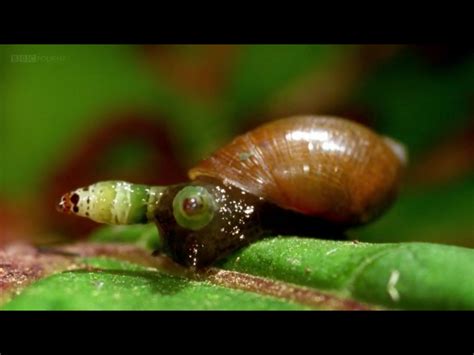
[189,116,404,225]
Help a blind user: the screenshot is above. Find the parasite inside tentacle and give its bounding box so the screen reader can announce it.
[57,181,165,225]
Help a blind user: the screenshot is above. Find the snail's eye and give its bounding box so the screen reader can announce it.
[182,196,203,215]
[173,186,215,230]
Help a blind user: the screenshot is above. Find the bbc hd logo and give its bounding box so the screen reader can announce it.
[10,54,66,63]
[10,54,37,63]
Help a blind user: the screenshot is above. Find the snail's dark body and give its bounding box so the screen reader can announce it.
[154,177,346,267]
[58,116,406,268]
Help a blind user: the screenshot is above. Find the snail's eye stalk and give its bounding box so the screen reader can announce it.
[57,181,165,225]
[173,186,216,230]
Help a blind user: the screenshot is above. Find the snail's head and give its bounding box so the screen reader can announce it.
[153,178,264,268]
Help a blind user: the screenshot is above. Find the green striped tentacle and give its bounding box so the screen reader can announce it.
[58,181,165,225]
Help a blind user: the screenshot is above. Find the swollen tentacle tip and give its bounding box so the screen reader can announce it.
[57,192,78,214]
[57,193,71,213]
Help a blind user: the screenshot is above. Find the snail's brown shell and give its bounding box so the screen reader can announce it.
[189,116,406,225]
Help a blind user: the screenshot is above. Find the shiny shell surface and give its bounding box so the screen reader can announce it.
[189,116,405,225]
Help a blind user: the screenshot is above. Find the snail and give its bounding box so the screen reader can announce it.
[57,116,407,268]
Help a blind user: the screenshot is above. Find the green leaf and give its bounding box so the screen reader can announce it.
[90,225,474,310]
[2,257,308,310]
[2,234,472,310]
[220,238,474,310]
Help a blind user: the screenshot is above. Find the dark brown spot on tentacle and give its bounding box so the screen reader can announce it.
[73,206,79,213]
[70,193,80,205]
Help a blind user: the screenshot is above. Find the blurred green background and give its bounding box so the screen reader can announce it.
[1,45,473,247]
